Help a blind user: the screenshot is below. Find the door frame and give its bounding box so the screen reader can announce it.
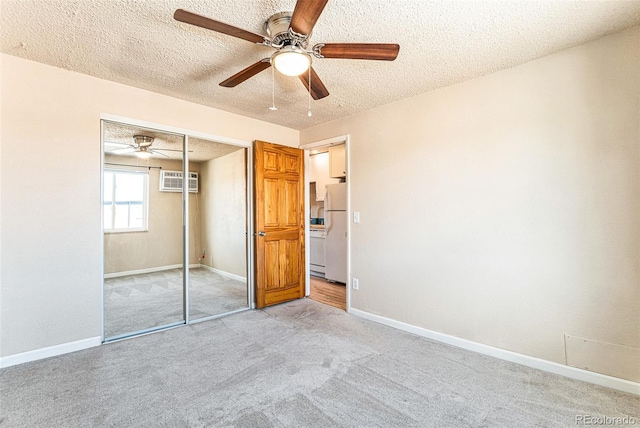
[99,113,255,341]
[300,134,351,312]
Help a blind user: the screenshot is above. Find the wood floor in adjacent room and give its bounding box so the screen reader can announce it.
[309,276,346,310]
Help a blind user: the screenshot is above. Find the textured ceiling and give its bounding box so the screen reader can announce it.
[103,121,243,162]
[2,1,640,130]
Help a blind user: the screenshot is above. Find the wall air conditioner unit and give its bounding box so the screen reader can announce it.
[159,170,198,193]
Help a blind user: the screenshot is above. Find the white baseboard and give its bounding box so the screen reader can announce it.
[349,308,640,396]
[0,336,101,369]
[105,263,202,279]
[200,265,247,283]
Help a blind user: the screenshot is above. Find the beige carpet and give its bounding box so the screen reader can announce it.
[104,267,247,338]
[1,299,638,427]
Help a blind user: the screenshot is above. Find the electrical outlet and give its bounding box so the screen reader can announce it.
[352,277,359,290]
[353,211,360,223]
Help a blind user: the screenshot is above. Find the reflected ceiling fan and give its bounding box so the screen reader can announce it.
[173,0,400,100]
[106,135,180,158]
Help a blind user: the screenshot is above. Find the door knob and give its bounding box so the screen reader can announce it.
[258,231,266,237]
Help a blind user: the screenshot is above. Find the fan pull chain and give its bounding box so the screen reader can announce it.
[307,67,312,117]
[269,65,277,111]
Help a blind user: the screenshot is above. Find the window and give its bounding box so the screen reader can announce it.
[103,170,149,232]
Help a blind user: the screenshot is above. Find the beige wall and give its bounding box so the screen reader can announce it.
[199,149,247,278]
[301,27,639,375]
[0,53,298,357]
[103,156,201,274]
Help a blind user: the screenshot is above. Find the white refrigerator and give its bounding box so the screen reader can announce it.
[324,183,347,283]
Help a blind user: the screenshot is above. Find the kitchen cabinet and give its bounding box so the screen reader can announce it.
[311,152,339,201]
[329,144,346,178]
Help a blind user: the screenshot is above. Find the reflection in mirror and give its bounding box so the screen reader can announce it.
[102,121,185,339]
[188,138,249,320]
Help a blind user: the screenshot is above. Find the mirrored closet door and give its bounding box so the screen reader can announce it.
[102,120,250,341]
[187,138,249,321]
[102,122,186,339]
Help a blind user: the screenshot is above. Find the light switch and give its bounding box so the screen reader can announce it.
[353,211,360,223]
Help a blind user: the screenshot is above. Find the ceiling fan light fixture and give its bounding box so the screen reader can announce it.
[271,48,311,76]
[133,135,154,147]
[135,148,152,159]
[175,5,399,101]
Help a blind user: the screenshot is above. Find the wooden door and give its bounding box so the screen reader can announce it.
[254,141,305,308]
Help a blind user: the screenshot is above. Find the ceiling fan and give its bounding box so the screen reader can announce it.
[106,135,179,158]
[173,0,400,100]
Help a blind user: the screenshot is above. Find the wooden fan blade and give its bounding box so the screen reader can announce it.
[148,149,169,158]
[290,0,328,35]
[174,9,265,44]
[220,60,271,87]
[298,66,329,100]
[153,148,190,153]
[317,43,400,61]
[111,147,136,154]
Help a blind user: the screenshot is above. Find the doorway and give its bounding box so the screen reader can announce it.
[101,117,253,341]
[301,135,350,311]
